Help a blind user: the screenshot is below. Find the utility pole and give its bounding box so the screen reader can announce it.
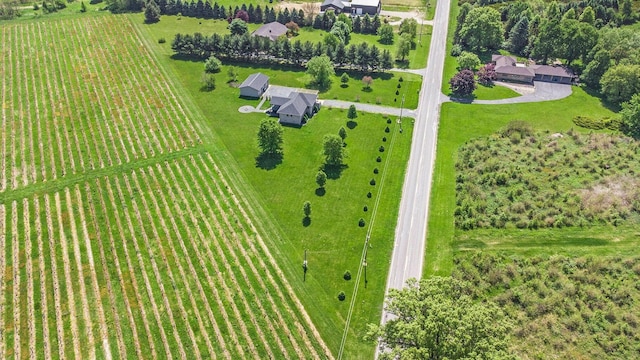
[303,249,308,281]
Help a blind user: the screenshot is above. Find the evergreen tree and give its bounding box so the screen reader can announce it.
[212,2,219,18]
[372,14,381,33]
[144,0,161,23]
[313,14,323,29]
[254,5,262,23]
[353,15,362,33]
[247,3,255,22]
[362,14,372,34]
[203,0,212,18]
[380,49,393,71]
[508,16,529,55]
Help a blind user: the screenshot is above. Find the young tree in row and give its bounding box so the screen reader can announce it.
[323,134,344,166]
[257,118,284,156]
[449,69,476,96]
[362,75,373,90]
[303,201,312,219]
[340,72,349,87]
[365,277,512,359]
[398,18,417,47]
[306,55,334,90]
[316,170,327,188]
[347,104,358,120]
[338,126,347,142]
[204,55,222,73]
[396,33,411,62]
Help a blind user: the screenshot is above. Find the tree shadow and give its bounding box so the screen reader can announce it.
[347,120,357,129]
[302,217,311,227]
[321,164,347,180]
[340,84,349,88]
[361,87,373,93]
[315,187,326,196]
[255,153,283,170]
[582,86,621,112]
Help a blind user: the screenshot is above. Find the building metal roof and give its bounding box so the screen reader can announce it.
[277,93,308,117]
[350,0,380,7]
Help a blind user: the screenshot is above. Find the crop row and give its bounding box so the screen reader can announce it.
[0,16,200,192]
[0,152,331,359]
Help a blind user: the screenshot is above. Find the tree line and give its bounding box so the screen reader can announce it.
[171,32,394,72]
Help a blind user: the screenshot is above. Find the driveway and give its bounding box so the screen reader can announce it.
[381,10,433,26]
[469,82,573,104]
[319,99,417,118]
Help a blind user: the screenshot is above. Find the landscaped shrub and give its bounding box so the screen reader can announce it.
[385,127,390,133]
[373,168,379,174]
[363,205,368,212]
[204,55,222,73]
[379,145,385,152]
[158,37,166,43]
[358,218,365,227]
[397,83,401,88]
[370,179,376,185]
[367,192,372,198]
[387,118,392,124]
[376,156,382,162]
[395,90,400,95]
[343,271,351,280]
[572,115,621,131]
[399,76,403,82]
[382,137,386,142]
[338,291,346,301]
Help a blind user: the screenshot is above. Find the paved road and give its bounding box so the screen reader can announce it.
[380,0,452,326]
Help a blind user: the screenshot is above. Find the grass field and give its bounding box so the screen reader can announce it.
[0,15,332,359]
[136,11,416,357]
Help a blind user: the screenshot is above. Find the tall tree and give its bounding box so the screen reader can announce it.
[507,16,529,55]
[579,5,595,25]
[144,0,161,23]
[323,134,345,166]
[306,55,334,89]
[453,3,473,45]
[581,49,611,88]
[600,64,640,104]
[459,7,503,51]
[257,118,284,156]
[398,18,418,46]
[395,33,411,62]
[378,24,394,45]
[456,51,481,70]
[620,93,640,138]
[380,49,393,71]
[365,277,512,360]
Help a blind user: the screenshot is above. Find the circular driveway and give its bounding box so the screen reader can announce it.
[470,81,573,104]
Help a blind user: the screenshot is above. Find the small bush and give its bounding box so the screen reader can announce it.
[34,2,40,9]
[370,178,376,185]
[338,291,346,301]
[373,168,379,174]
[398,76,403,82]
[363,205,368,212]
[367,192,372,198]
[343,271,351,280]
[395,90,400,95]
[450,44,463,57]
[204,55,222,73]
[375,97,382,104]
[358,218,365,227]
[387,118,392,124]
[376,156,382,162]
[385,127,390,133]
[158,37,166,44]
[397,83,401,88]
[382,137,386,142]
[379,146,385,152]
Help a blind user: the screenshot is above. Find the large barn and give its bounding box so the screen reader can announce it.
[320,0,381,15]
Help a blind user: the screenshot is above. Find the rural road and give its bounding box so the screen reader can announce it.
[381,0,451,325]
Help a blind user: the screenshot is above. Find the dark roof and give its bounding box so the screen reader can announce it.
[252,22,288,41]
[277,93,308,117]
[530,65,573,77]
[239,73,269,91]
[297,92,318,107]
[492,54,516,68]
[321,0,345,9]
[495,66,535,77]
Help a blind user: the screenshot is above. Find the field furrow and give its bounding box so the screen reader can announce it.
[43,195,66,359]
[24,199,37,359]
[53,192,82,359]
[9,26,19,190]
[0,203,5,356]
[26,24,47,183]
[64,188,97,358]
[34,198,53,360]
[93,179,149,359]
[21,26,36,186]
[17,27,28,188]
[11,200,20,359]
[105,180,168,359]
[161,160,289,358]
[1,26,7,192]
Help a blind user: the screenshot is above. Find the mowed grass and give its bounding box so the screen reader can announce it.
[0,14,331,359]
[424,87,618,277]
[136,12,415,358]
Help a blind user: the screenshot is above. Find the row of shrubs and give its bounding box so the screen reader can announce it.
[573,115,621,130]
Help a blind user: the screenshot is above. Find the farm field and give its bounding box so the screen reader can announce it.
[0,15,331,359]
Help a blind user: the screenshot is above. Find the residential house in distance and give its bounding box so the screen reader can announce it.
[491,55,574,85]
[239,73,269,98]
[252,21,288,42]
[268,86,320,126]
[320,0,381,15]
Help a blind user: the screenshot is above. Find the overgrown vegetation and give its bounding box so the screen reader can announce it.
[453,252,640,359]
[455,122,640,230]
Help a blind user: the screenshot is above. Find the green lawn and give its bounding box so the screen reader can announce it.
[135,13,415,358]
[424,86,617,277]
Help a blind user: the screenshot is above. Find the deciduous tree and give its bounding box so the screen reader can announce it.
[204,55,222,73]
[377,23,394,45]
[323,134,344,166]
[459,7,503,51]
[257,118,284,156]
[621,93,640,138]
[365,277,513,360]
[228,18,248,35]
[600,64,640,104]
[456,51,481,70]
[395,33,411,62]
[306,55,334,89]
[449,69,476,96]
[316,170,327,188]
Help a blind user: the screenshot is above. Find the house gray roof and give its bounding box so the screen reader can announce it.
[297,92,318,107]
[277,93,308,117]
[496,65,535,77]
[492,54,516,68]
[321,0,346,9]
[252,22,288,41]
[530,64,573,77]
[239,73,269,91]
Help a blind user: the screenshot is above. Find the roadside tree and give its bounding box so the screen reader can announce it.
[395,33,411,62]
[449,69,476,96]
[456,51,481,70]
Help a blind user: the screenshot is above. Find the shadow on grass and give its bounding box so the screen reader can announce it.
[321,164,347,180]
[302,217,311,227]
[255,153,283,170]
[340,84,349,88]
[362,87,373,92]
[315,187,326,196]
[448,93,478,103]
[582,86,621,112]
[347,120,358,129]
